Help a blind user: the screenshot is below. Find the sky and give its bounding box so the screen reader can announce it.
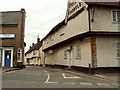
[0,0,68,51]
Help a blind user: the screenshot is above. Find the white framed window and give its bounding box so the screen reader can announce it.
[17,48,22,62]
[64,50,67,59]
[33,51,36,55]
[76,45,81,59]
[112,10,120,23]
[116,41,120,58]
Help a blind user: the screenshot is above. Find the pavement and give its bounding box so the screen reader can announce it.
[93,73,120,82]
[65,69,120,82]
[2,67,21,73]
[1,66,120,82]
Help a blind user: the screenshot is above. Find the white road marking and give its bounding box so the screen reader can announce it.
[44,70,58,84]
[94,74,106,78]
[80,82,93,85]
[46,81,58,84]
[62,73,80,79]
[112,83,118,86]
[97,83,110,86]
[44,70,47,73]
[63,82,75,85]
[66,70,113,82]
[45,73,50,83]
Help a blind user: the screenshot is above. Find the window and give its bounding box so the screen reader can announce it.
[17,48,22,62]
[116,41,120,58]
[112,10,120,23]
[33,51,36,55]
[0,49,2,64]
[64,50,67,59]
[76,45,81,59]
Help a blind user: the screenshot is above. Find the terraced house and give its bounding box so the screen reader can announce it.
[0,9,26,68]
[42,0,120,73]
[25,37,44,66]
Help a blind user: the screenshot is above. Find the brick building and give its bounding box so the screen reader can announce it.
[0,9,26,67]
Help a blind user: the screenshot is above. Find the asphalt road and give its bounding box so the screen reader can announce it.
[2,66,119,88]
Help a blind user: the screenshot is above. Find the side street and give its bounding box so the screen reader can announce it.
[0,0,120,89]
[2,66,119,88]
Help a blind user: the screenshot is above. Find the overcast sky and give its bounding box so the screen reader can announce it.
[0,0,68,51]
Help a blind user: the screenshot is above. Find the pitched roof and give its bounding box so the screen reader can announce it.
[84,0,120,7]
[0,11,21,25]
[25,41,42,55]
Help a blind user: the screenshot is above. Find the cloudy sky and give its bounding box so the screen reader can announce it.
[0,0,68,51]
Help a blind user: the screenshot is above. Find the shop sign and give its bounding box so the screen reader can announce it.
[0,34,15,38]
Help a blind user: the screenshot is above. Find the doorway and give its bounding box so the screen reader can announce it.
[0,49,2,66]
[68,50,72,68]
[4,50,11,67]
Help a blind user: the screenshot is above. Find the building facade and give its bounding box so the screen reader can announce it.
[0,9,26,67]
[25,38,44,66]
[42,0,120,73]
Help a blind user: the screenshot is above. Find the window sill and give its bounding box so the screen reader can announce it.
[76,57,81,60]
[112,22,120,24]
[64,58,67,59]
[116,57,120,59]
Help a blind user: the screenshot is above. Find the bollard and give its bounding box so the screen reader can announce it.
[89,64,91,74]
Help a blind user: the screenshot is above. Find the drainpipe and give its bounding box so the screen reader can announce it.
[88,7,91,32]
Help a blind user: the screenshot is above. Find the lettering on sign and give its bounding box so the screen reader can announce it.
[0,34,15,38]
[67,2,82,18]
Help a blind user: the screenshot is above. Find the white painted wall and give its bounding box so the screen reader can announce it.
[96,36,118,67]
[43,9,89,50]
[90,6,120,32]
[45,38,92,68]
[72,38,91,67]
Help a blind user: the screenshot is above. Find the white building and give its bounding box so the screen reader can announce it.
[42,0,120,73]
[25,38,43,66]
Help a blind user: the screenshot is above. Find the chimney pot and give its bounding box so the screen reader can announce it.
[29,46,31,49]
[32,43,34,46]
[37,37,40,43]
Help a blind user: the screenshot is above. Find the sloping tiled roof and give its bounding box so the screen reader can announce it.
[84,0,120,7]
[0,11,21,25]
[25,41,42,55]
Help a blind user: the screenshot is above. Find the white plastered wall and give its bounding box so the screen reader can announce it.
[45,38,92,68]
[96,36,118,67]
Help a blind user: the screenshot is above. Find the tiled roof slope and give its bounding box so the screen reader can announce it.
[25,41,42,55]
[84,0,120,7]
[0,11,21,25]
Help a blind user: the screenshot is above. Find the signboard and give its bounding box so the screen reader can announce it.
[65,0,88,24]
[0,34,15,39]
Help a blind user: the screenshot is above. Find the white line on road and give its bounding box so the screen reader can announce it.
[44,70,58,84]
[44,70,50,83]
[63,82,75,85]
[112,83,118,86]
[44,70,47,73]
[97,83,110,87]
[80,82,93,85]
[62,73,80,79]
[46,81,58,84]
